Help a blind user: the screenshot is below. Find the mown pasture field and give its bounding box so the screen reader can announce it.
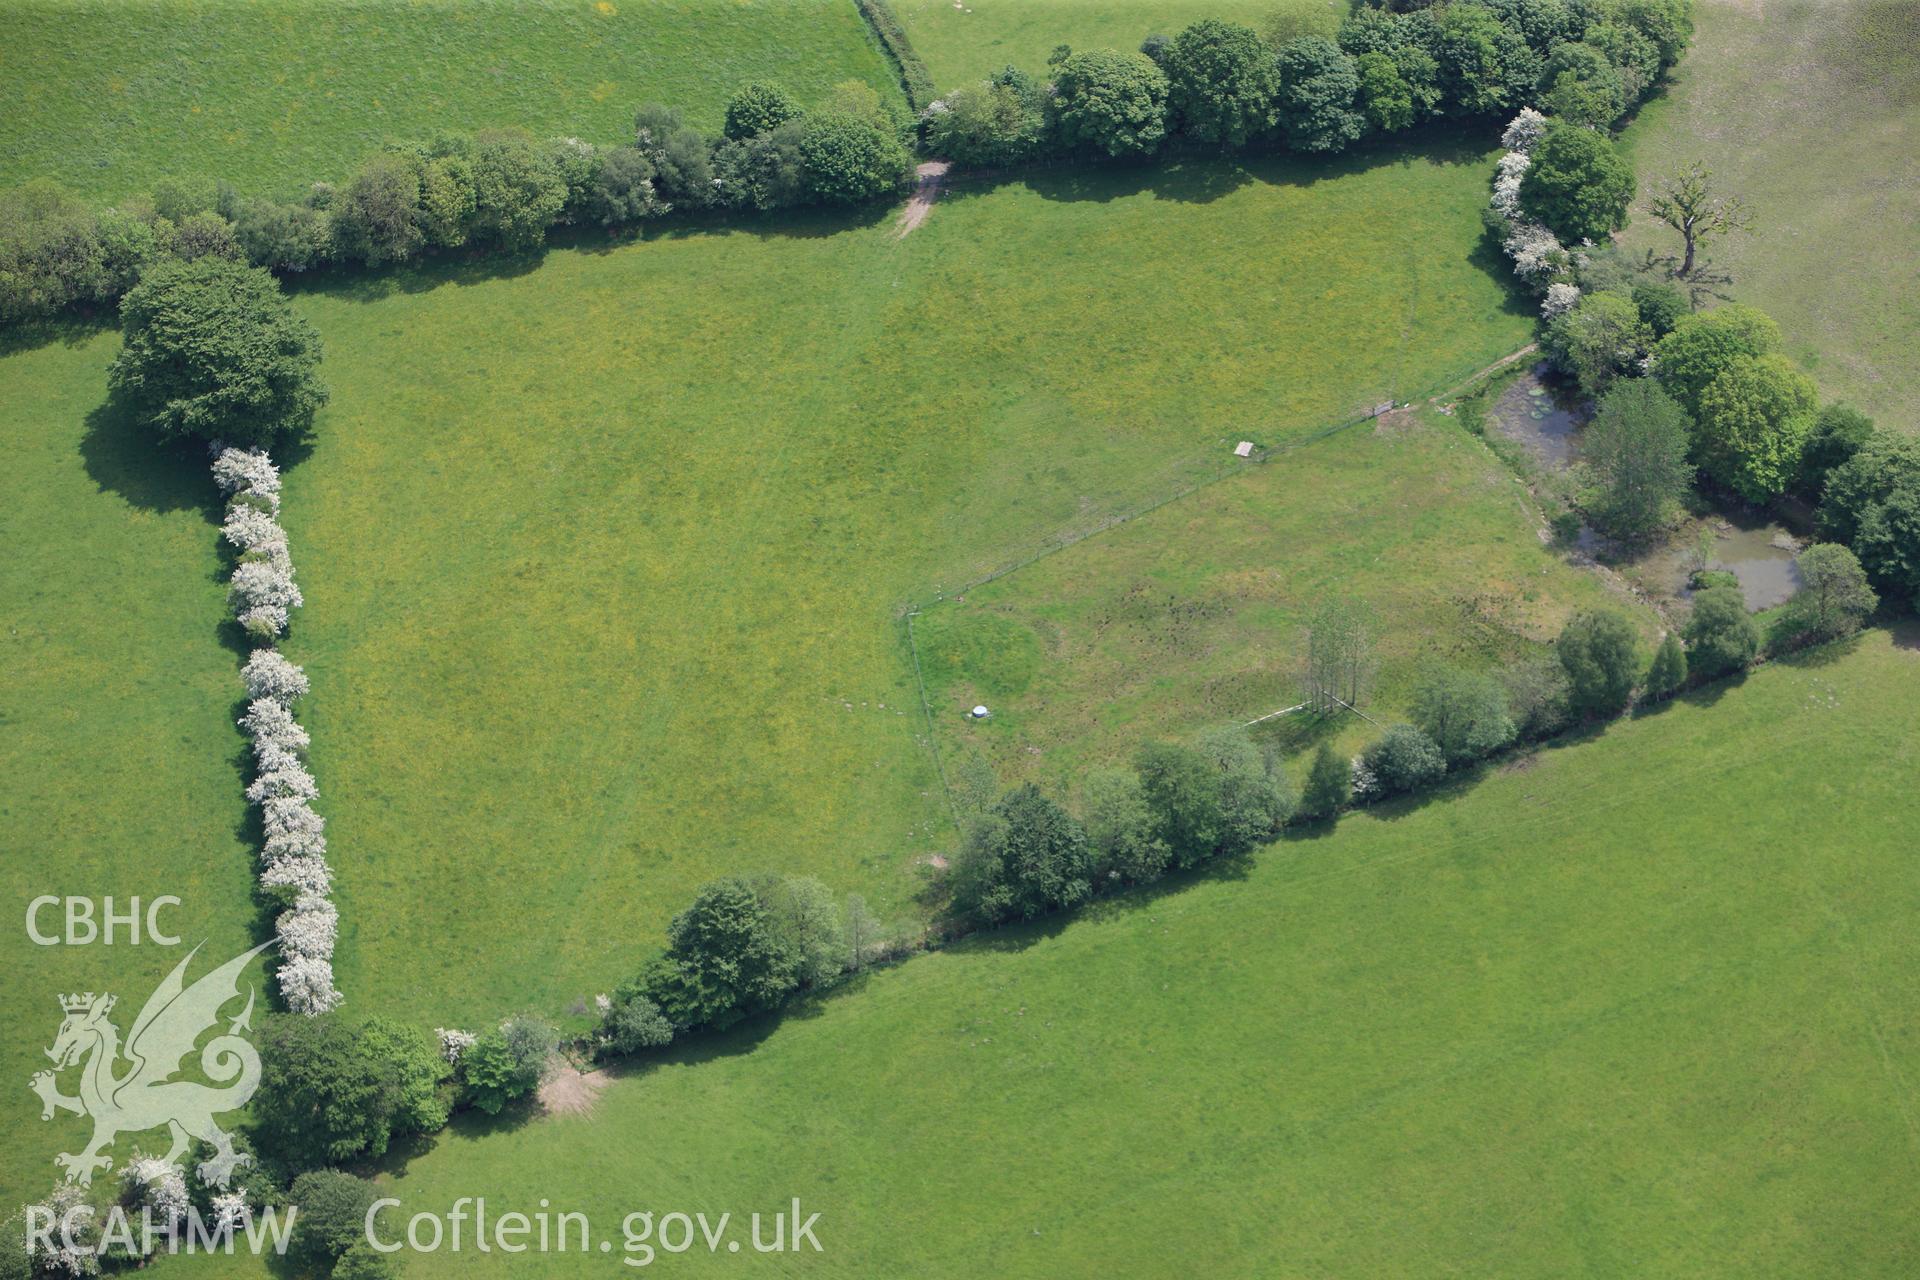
[0,136,1535,1095]
[181,630,1920,1278]
[0,0,905,202]
[1617,0,1920,426]
[284,139,1535,1029]
[915,402,1662,795]
[0,329,265,1204]
[894,0,1337,90]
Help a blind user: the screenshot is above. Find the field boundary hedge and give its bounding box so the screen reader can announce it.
[853,0,935,112]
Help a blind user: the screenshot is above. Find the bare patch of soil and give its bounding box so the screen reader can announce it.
[895,161,951,238]
[538,1063,610,1118]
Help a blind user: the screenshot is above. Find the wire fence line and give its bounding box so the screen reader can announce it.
[896,342,1540,829]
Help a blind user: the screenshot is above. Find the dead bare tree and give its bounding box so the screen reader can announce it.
[1648,162,1754,279]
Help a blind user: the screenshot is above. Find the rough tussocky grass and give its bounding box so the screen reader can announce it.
[913,401,1663,795]
[1617,0,1920,427]
[0,0,906,202]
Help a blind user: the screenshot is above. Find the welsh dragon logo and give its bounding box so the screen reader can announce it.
[29,942,271,1188]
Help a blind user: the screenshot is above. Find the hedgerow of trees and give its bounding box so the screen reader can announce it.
[2,0,1699,332]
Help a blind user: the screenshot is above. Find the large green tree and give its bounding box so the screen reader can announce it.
[1300,742,1352,819]
[756,875,849,987]
[459,1015,553,1114]
[1162,20,1279,145]
[1408,663,1516,766]
[1518,121,1635,243]
[1134,739,1223,869]
[1797,403,1875,502]
[1556,608,1640,717]
[1354,51,1417,132]
[923,73,1046,166]
[1582,378,1692,543]
[1338,7,1443,118]
[467,128,569,250]
[253,1014,449,1168]
[1197,724,1296,853]
[1785,544,1878,643]
[1274,36,1365,153]
[953,784,1094,923]
[1360,724,1446,796]
[1434,2,1540,115]
[289,1171,382,1269]
[1643,631,1688,701]
[333,149,426,265]
[1081,766,1170,884]
[1694,353,1818,502]
[1538,41,1627,128]
[0,180,122,322]
[1682,584,1760,679]
[1051,48,1170,157]
[1820,433,1920,601]
[108,256,327,447]
[1652,303,1781,421]
[724,83,802,140]
[797,111,914,203]
[1544,289,1648,398]
[641,877,799,1030]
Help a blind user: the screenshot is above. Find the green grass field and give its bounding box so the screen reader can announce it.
[1618,0,1920,426]
[0,0,904,202]
[896,0,1339,90]
[0,328,267,1205]
[171,629,1920,1278]
[283,139,1533,1029]
[915,403,1661,795]
[0,138,1534,1121]
[3,3,1917,1268]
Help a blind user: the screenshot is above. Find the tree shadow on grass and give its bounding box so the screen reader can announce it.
[283,248,550,308]
[957,844,1262,951]
[977,124,1507,213]
[286,200,899,313]
[79,396,223,515]
[0,310,114,359]
[1250,709,1343,757]
[1468,226,1542,322]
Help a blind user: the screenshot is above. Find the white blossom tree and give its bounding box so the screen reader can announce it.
[209,1193,249,1234]
[246,762,318,804]
[1542,282,1582,318]
[436,1028,477,1064]
[210,447,282,510]
[241,649,309,703]
[220,505,288,556]
[122,1157,190,1231]
[27,1184,99,1276]
[229,559,302,615]
[261,826,328,866]
[239,699,309,754]
[262,797,325,846]
[277,954,342,1014]
[1500,107,1548,153]
[276,892,338,960]
[259,854,333,896]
